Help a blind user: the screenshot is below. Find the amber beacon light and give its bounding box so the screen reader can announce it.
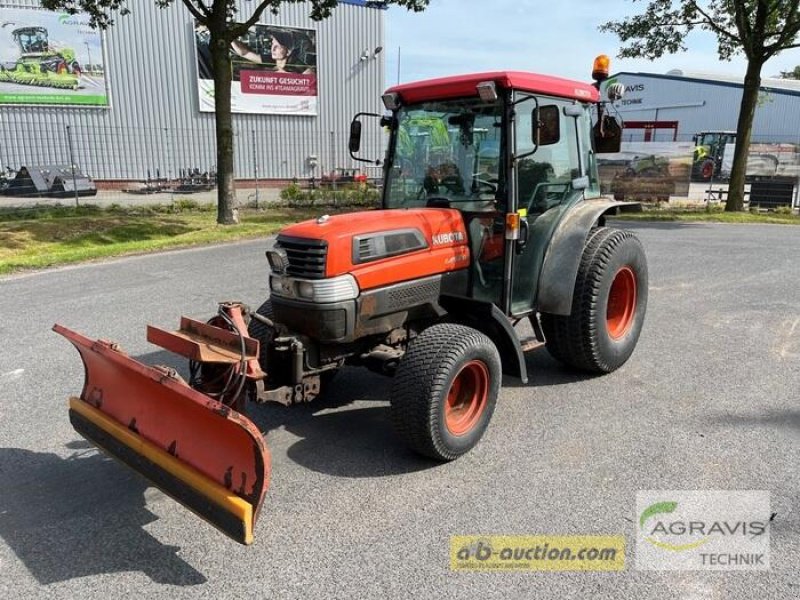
[592,54,611,83]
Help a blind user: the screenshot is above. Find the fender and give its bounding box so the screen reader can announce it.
[438,295,528,384]
[537,199,638,316]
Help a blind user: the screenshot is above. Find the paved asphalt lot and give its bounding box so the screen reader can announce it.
[0,221,797,598]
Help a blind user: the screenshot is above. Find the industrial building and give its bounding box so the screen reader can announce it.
[0,0,386,184]
[604,70,800,144]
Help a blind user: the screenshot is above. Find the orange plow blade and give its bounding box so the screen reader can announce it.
[54,324,270,545]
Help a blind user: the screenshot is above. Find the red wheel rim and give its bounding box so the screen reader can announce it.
[445,360,489,435]
[607,266,637,340]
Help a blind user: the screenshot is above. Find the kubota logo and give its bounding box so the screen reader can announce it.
[431,231,464,245]
[640,501,767,552]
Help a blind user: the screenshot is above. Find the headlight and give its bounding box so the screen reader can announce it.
[296,281,314,299]
[269,274,359,303]
[266,247,289,273]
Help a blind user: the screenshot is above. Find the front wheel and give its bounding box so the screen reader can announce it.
[540,227,648,373]
[390,324,501,461]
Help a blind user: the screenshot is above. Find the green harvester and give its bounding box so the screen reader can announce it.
[0,27,82,90]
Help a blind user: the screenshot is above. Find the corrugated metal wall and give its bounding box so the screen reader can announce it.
[0,1,386,181]
[607,72,800,144]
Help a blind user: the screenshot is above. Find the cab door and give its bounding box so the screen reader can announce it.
[509,96,585,316]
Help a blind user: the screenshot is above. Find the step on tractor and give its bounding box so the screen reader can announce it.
[55,56,646,545]
[0,26,82,90]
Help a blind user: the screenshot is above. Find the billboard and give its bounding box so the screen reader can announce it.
[196,23,317,115]
[0,7,108,107]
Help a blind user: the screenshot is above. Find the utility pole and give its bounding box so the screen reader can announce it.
[84,42,92,75]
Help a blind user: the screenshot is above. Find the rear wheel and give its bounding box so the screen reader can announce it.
[390,324,501,460]
[540,227,647,373]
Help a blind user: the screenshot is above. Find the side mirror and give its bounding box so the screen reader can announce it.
[533,105,560,146]
[593,114,622,153]
[348,112,382,164]
[348,119,362,153]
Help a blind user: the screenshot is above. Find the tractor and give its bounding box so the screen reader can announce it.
[0,27,82,90]
[55,56,646,545]
[691,131,737,181]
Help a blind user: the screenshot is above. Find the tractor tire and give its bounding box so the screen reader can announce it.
[701,159,715,180]
[390,323,501,461]
[540,227,647,373]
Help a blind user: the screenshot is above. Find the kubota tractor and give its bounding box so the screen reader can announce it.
[55,56,645,545]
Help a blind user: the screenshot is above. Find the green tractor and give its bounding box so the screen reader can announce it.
[0,27,82,90]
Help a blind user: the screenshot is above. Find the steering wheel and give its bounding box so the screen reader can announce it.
[425,196,452,208]
[472,177,498,194]
[439,175,465,194]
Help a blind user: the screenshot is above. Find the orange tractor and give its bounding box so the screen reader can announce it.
[55,57,642,545]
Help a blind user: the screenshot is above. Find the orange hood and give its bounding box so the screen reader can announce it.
[278,208,470,290]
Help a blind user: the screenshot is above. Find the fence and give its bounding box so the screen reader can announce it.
[0,116,387,207]
[2,117,799,209]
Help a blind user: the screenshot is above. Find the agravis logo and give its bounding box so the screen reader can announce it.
[636,491,770,571]
[58,13,91,27]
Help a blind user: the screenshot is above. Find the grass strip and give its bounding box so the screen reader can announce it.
[0,204,320,275]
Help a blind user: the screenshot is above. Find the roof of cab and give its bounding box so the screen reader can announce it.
[385,71,600,104]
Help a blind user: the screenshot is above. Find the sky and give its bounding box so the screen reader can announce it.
[384,0,800,85]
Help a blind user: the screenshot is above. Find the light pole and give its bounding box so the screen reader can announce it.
[84,42,92,75]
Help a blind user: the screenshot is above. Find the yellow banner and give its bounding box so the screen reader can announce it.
[451,535,625,571]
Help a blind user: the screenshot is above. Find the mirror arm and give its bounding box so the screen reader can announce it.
[349,112,383,165]
[511,149,537,162]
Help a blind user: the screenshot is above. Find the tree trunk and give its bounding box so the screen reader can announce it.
[725,59,763,212]
[210,28,239,225]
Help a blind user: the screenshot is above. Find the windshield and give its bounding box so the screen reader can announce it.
[384,98,504,210]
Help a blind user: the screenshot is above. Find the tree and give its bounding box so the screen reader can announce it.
[43,0,429,224]
[601,1,800,212]
[779,64,800,77]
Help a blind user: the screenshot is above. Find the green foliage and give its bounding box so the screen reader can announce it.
[780,64,800,78]
[280,182,304,202]
[279,183,381,208]
[172,198,201,212]
[42,1,430,34]
[600,1,800,63]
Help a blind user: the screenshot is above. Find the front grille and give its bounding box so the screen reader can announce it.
[277,235,328,279]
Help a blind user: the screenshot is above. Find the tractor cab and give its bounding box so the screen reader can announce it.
[350,63,621,317]
[13,27,50,56]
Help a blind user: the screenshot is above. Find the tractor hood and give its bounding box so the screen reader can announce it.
[276,208,470,290]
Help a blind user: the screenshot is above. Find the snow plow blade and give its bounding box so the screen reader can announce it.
[53,324,270,545]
